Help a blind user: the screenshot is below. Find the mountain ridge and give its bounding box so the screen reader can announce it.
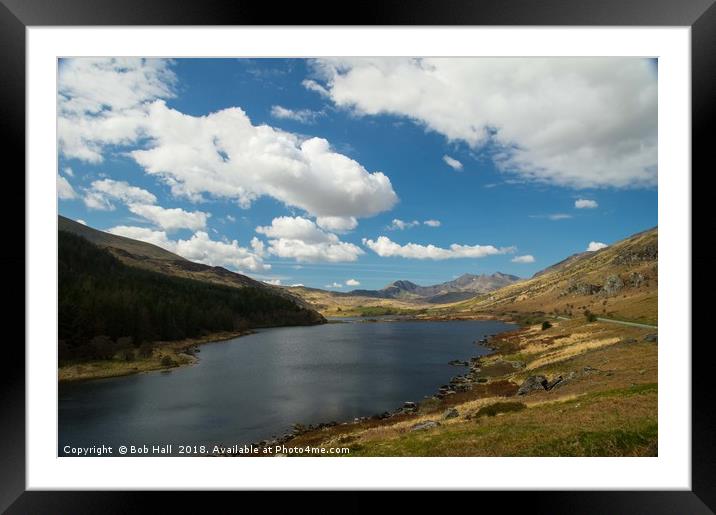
[438,227,658,325]
[58,215,318,312]
[347,272,522,303]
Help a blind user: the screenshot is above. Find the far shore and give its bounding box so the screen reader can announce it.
[57,313,532,384]
[58,329,254,384]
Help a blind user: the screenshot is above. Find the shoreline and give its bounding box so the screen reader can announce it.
[59,315,517,385]
[58,329,255,384]
[230,320,520,454]
[242,316,657,457]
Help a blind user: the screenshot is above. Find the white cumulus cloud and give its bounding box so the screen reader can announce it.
[388,219,420,230]
[107,226,269,271]
[345,279,360,286]
[256,216,364,263]
[315,216,358,232]
[83,179,209,232]
[423,219,441,227]
[362,236,514,260]
[126,203,210,232]
[512,254,535,263]
[58,58,176,163]
[59,58,398,223]
[309,57,657,189]
[575,198,599,209]
[83,179,157,211]
[302,79,329,97]
[270,105,322,124]
[58,174,77,200]
[586,241,609,252]
[442,155,463,171]
[129,102,398,219]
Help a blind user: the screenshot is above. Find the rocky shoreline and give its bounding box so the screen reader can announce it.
[225,330,511,456]
[225,321,660,456]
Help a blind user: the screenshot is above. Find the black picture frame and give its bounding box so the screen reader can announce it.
[1,0,711,511]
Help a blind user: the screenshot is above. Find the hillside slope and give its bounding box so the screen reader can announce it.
[59,231,324,354]
[265,227,659,457]
[434,228,658,324]
[59,215,314,310]
[59,215,185,261]
[285,285,435,317]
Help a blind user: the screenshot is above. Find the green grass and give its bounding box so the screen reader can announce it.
[524,423,658,456]
[578,382,657,400]
[502,353,528,363]
[345,384,657,457]
[475,402,526,418]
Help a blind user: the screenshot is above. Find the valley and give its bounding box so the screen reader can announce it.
[256,227,659,456]
[57,221,659,457]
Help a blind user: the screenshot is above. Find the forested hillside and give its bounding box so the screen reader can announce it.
[59,231,324,361]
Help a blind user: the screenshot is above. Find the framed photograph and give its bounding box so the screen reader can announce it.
[3,0,711,510]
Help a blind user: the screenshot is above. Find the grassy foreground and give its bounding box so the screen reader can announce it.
[278,317,657,456]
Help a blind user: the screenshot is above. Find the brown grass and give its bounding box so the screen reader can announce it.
[278,316,658,457]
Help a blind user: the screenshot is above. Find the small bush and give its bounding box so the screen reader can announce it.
[137,342,154,358]
[584,310,597,322]
[160,355,175,367]
[118,348,135,362]
[541,321,552,330]
[89,335,115,360]
[475,402,526,419]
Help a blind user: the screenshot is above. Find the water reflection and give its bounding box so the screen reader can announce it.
[59,319,515,455]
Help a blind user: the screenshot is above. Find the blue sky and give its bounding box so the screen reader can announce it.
[57,58,657,290]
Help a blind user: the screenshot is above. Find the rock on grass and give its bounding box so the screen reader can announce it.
[517,375,548,395]
[410,420,440,432]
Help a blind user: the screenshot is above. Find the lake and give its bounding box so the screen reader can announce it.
[58,319,515,456]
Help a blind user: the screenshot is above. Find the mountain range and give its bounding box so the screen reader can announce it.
[347,272,522,303]
[59,215,657,325]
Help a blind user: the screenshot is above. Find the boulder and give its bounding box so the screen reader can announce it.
[644,333,658,342]
[410,420,440,432]
[602,274,624,296]
[403,401,417,410]
[629,272,646,288]
[517,375,548,395]
[613,244,657,264]
[443,408,459,420]
[566,281,601,296]
[545,376,563,390]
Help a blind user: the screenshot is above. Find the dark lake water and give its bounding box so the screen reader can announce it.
[58,319,515,456]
